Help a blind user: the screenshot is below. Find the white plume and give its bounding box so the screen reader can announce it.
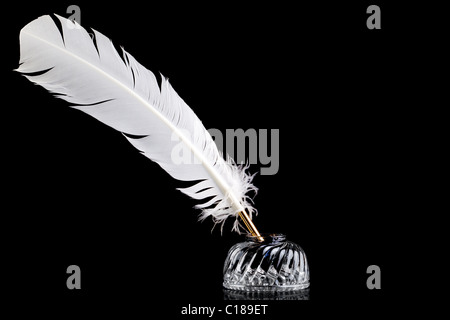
[16,14,257,233]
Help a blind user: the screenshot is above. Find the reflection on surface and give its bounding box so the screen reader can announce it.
[223,288,309,300]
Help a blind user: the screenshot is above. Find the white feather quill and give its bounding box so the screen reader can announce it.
[16,14,258,233]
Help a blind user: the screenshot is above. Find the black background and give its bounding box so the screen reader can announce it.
[2,1,426,318]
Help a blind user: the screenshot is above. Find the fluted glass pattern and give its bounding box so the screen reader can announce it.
[223,234,309,292]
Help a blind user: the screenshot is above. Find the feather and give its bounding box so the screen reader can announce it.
[16,14,257,233]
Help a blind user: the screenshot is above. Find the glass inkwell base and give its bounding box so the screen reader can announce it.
[223,234,309,292]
